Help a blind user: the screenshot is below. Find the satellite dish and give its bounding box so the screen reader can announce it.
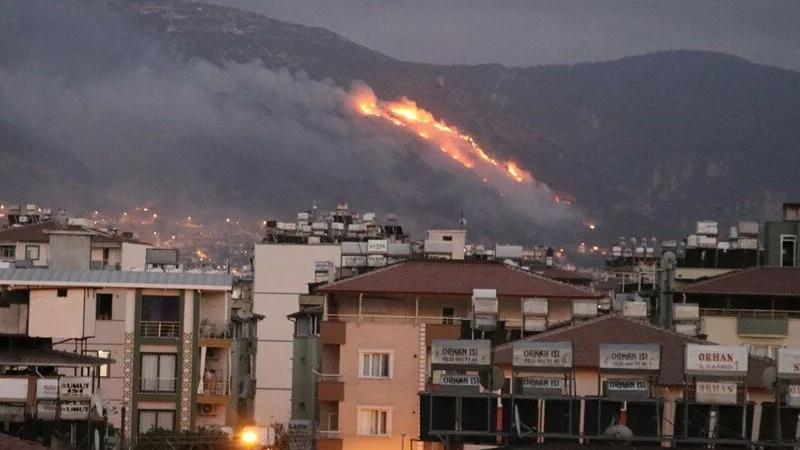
[661,251,677,269]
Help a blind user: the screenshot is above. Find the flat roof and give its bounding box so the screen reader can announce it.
[0,349,114,367]
[679,267,800,297]
[0,268,232,291]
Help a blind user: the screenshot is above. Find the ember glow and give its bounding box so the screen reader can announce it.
[354,92,535,184]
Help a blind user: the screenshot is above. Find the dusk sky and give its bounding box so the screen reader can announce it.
[211,0,800,71]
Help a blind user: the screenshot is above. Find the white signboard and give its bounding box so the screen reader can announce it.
[606,379,649,399]
[0,377,29,402]
[431,340,491,367]
[36,378,59,400]
[519,377,563,396]
[367,240,388,254]
[777,348,800,379]
[60,402,91,420]
[786,385,800,408]
[599,344,660,371]
[695,381,738,405]
[36,401,58,420]
[513,341,572,368]
[432,372,480,387]
[59,377,92,401]
[685,344,748,376]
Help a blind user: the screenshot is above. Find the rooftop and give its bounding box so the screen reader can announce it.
[0,221,150,246]
[494,314,769,386]
[0,348,114,367]
[0,268,232,291]
[679,267,800,297]
[318,260,601,298]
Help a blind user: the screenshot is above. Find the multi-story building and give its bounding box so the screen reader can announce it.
[679,266,800,358]
[311,259,600,450]
[0,220,151,270]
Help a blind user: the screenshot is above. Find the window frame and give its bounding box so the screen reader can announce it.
[24,245,40,261]
[358,350,394,379]
[781,234,797,267]
[139,353,178,393]
[138,409,175,434]
[0,245,15,259]
[96,293,114,320]
[356,405,393,437]
[82,350,111,377]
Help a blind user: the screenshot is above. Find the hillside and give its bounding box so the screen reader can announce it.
[2,0,800,241]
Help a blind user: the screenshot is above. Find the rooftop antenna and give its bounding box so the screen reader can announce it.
[459,207,467,230]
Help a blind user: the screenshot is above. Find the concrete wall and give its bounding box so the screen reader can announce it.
[701,315,800,352]
[121,242,150,270]
[13,242,48,266]
[29,288,95,339]
[48,234,92,270]
[764,221,800,267]
[252,243,341,426]
[426,230,466,260]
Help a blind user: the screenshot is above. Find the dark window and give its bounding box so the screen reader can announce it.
[96,293,113,320]
[57,288,68,298]
[140,353,177,393]
[0,246,15,259]
[24,245,40,261]
[138,410,174,434]
[442,236,453,241]
[141,295,180,322]
[442,307,455,324]
[782,235,797,267]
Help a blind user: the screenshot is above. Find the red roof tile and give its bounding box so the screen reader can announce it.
[318,260,601,298]
[679,267,800,297]
[494,314,770,386]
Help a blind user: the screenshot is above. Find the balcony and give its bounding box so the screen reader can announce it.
[320,321,346,345]
[425,323,462,346]
[197,376,230,404]
[140,321,180,338]
[318,375,344,402]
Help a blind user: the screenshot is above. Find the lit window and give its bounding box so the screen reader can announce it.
[359,352,391,379]
[140,353,177,392]
[357,407,391,436]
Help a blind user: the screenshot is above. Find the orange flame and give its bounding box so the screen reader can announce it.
[354,93,533,184]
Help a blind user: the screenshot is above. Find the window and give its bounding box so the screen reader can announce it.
[442,307,455,325]
[0,246,14,259]
[138,410,175,434]
[357,407,391,436]
[781,235,797,267]
[141,295,180,322]
[442,236,453,241]
[96,293,113,320]
[57,289,68,298]
[140,353,177,392]
[82,350,111,377]
[360,352,392,379]
[24,245,39,261]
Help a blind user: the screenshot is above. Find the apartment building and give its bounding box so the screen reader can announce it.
[679,266,800,358]
[312,260,600,450]
[0,267,259,444]
[252,243,341,425]
[0,220,151,270]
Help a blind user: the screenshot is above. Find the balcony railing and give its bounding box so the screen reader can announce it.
[140,321,180,338]
[198,320,232,339]
[139,377,177,393]
[202,378,230,396]
[700,308,800,319]
[318,413,339,438]
[326,313,467,325]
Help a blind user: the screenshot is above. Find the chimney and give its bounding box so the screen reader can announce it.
[783,203,800,221]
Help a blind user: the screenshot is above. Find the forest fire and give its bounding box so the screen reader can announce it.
[355,93,533,184]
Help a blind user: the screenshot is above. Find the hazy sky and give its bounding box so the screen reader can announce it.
[210,0,800,71]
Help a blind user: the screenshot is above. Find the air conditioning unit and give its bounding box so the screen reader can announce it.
[199,403,216,416]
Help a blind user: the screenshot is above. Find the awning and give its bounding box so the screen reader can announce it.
[0,349,114,367]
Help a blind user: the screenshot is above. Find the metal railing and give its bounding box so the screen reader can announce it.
[314,371,342,382]
[318,413,340,438]
[326,313,467,325]
[139,377,177,393]
[700,308,800,319]
[140,321,180,338]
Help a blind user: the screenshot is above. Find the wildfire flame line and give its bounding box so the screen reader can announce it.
[357,96,532,183]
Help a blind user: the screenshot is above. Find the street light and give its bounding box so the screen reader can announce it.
[240,428,259,447]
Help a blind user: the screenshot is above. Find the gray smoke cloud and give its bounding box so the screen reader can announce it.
[0,0,577,242]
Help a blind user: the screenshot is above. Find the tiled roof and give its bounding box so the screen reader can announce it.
[679,267,800,297]
[318,260,601,298]
[537,267,594,282]
[494,314,770,386]
[0,349,114,367]
[0,268,232,291]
